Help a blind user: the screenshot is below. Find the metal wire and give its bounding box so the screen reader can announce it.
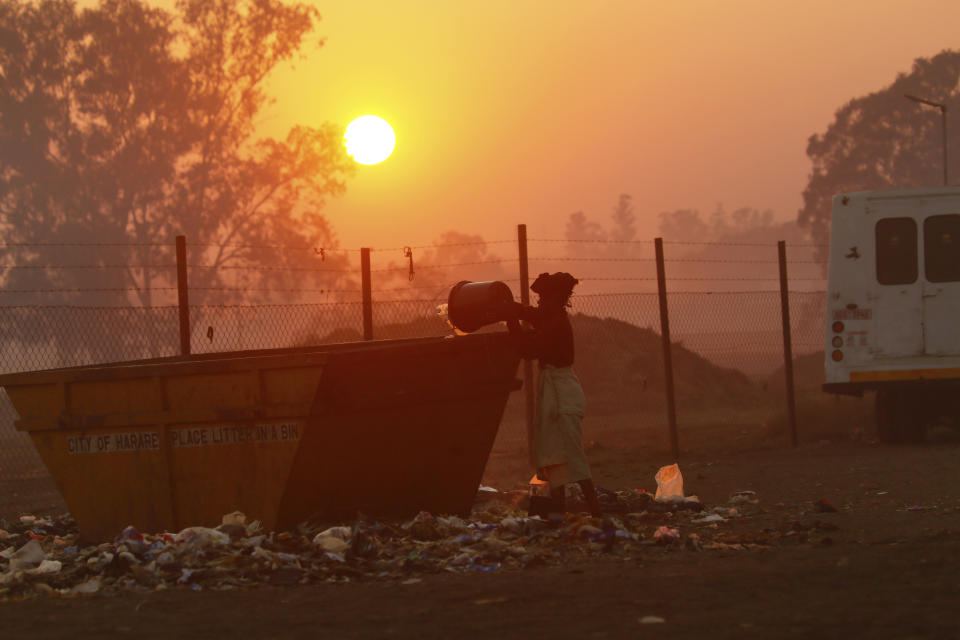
[529,238,651,244]
[0,242,171,248]
[371,240,515,252]
[528,237,829,249]
[188,264,358,273]
[0,287,179,294]
[0,265,177,270]
[372,259,517,272]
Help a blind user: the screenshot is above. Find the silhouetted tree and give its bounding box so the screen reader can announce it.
[656,204,820,293]
[565,211,606,242]
[608,193,637,243]
[564,193,643,259]
[0,0,354,358]
[0,0,354,307]
[658,204,774,244]
[658,208,711,242]
[798,50,960,260]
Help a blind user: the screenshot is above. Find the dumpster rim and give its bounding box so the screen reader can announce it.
[0,332,514,387]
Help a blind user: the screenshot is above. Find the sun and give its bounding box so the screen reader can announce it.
[344,115,396,165]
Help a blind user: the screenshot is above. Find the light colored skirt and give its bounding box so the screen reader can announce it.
[533,365,591,487]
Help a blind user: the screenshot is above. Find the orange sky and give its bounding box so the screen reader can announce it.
[184,1,960,249]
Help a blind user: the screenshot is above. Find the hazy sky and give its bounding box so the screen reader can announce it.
[217,2,960,248]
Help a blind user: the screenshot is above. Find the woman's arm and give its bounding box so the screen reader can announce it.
[506,303,540,360]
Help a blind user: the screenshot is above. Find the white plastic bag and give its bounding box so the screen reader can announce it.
[654,463,684,502]
[312,526,352,553]
[175,526,230,547]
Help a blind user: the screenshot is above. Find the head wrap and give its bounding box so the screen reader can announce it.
[530,272,579,298]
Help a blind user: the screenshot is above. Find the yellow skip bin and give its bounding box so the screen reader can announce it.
[0,333,520,541]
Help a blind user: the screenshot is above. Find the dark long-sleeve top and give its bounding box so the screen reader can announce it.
[508,304,574,368]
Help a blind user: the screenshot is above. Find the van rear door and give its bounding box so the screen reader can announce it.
[922,213,960,356]
[870,216,924,358]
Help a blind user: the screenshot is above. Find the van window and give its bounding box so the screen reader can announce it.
[924,214,960,282]
[875,217,917,285]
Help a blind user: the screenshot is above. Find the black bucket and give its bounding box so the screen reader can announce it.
[447,280,515,334]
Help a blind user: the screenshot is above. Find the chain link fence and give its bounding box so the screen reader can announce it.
[1,237,858,519]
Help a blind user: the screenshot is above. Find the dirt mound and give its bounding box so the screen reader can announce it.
[300,312,761,414]
[570,313,760,414]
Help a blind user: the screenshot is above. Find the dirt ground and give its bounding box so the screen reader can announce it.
[2,415,960,639]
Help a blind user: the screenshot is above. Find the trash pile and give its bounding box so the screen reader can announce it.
[0,466,834,600]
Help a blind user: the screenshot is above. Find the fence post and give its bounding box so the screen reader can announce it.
[517,224,535,465]
[778,240,798,447]
[654,237,679,461]
[175,235,190,356]
[361,247,373,341]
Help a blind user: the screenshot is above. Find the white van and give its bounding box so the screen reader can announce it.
[824,187,960,442]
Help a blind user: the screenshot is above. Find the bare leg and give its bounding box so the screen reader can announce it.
[577,479,602,517]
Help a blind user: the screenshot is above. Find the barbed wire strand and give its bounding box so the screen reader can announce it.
[529,237,830,248]
[1,264,177,270]
[372,240,515,252]
[0,255,823,270]
[0,302,366,310]
[190,264,357,273]
[184,240,516,253]
[1,242,171,248]
[2,238,830,253]
[372,259,517,272]
[0,287,360,294]
[0,288,829,308]
[528,277,827,282]
[663,240,829,248]
[530,256,823,264]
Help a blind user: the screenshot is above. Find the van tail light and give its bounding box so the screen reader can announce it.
[831,350,844,362]
[832,321,844,333]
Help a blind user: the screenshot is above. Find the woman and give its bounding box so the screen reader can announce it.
[507,272,601,517]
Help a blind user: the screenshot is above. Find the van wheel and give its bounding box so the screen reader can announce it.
[875,390,925,444]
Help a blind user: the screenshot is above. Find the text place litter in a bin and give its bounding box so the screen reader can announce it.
[67,432,161,455]
[170,422,302,449]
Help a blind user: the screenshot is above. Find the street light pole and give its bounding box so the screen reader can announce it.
[905,93,948,186]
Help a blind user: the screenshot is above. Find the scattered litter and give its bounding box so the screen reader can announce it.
[692,514,726,524]
[0,484,832,601]
[8,539,46,572]
[729,491,759,505]
[814,499,838,513]
[685,533,702,551]
[68,576,102,595]
[176,526,229,546]
[652,526,680,543]
[25,559,62,576]
[316,526,352,541]
[313,533,350,553]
